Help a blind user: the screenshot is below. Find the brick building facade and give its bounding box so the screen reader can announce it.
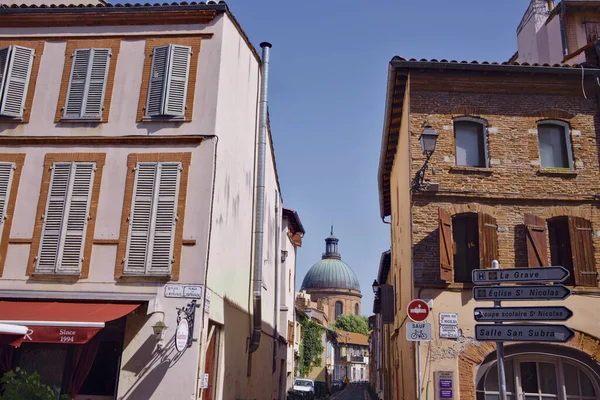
[374,57,600,399]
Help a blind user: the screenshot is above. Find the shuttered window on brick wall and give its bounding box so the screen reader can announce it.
[380,284,395,324]
[145,44,191,118]
[288,321,294,344]
[525,214,549,267]
[568,217,597,286]
[439,208,453,282]
[63,48,111,120]
[124,161,181,276]
[0,45,35,118]
[36,162,95,275]
[478,213,498,270]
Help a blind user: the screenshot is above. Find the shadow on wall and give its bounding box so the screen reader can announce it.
[118,320,186,399]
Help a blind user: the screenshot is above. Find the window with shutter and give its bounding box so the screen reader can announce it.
[144,44,191,118]
[0,45,35,118]
[124,161,181,276]
[453,213,479,283]
[36,162,95,274]
[525,214,549,267]
[63,48,111,120]
[568,217,596,287]
[439,208,454,282]
[380,284,395,324]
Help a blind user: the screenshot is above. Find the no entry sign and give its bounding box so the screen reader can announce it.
[407,299,430,322]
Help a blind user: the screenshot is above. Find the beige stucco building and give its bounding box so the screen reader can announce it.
[0,2,304,399]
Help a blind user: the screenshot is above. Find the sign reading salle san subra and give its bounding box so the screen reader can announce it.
[472,266,574,344]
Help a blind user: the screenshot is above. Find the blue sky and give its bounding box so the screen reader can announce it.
[226,0,531,313]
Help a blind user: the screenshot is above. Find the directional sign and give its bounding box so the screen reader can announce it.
[473,285,570,301]
[474,306,573,322]
[407,299,430,322]
[475,324,575,343]
[472,267,569,284]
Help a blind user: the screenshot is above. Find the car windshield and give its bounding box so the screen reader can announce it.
[295,380,312,387]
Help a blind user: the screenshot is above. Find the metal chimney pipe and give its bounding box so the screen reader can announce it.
[249,41,271,354]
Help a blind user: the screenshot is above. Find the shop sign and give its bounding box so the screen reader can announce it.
[472,285,570,301]
[21,326,100,344]
[175,317,190,352]
[439,325,459,339]
[406,322,432,341]
[475,324,575,342]
[183,285,203,299]
[439,312,458,325]
[434,371,454,400]
[474,306,573,322]
[472,266,569,284]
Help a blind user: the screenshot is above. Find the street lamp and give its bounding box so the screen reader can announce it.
[412,126,439,191]
[371,280,379,295]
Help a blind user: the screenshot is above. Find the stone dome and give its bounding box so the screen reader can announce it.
[300,231,361,292]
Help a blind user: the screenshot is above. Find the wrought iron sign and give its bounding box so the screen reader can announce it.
[176,300,200,350]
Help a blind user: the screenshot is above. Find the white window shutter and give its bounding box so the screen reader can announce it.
[147,162,181,275]
[145,45,169,117]
[163,45,191,117]
[0,46,34,118]
[0,47,11,106]
[124,163,157,274]
[64,49,91,118]
[36,163,71,273]
[0,162,15,228]
[83,48,110,118]
[57,162,95,274]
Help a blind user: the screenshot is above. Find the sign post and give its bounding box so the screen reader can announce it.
[473,262,573,400]
[407,299,431,400]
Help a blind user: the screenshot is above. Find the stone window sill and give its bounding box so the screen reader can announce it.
[449,166,493,174]
[537,169,578,177]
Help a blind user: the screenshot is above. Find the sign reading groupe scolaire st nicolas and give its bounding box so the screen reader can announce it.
[472,285,571,301]
[471,266,569,284]
[474,306,573,322]
[475,324,575,343]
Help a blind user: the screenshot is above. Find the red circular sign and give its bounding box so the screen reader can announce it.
[407,299,430,322]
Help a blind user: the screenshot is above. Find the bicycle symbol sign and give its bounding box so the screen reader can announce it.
[406,322,432,342]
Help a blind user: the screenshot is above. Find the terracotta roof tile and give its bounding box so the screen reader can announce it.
[0,0,225,8]
[335,330,369,346]
[390,56,588,69]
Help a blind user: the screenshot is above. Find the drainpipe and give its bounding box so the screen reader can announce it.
[560,3,568,57]
[273,195,280,372]
[249,41,272,354]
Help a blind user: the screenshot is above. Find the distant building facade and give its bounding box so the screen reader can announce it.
[334,330,369,383]
[301,231,362,320]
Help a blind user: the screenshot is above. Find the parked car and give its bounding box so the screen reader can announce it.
[293,378,315,395]
[314,381,330,399]
[331,379,344,391]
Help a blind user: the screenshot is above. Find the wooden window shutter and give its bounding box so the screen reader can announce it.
[145,45,169,117]
[83,49,110,118]
[57,162,95,273]
[124,163,157,274]
[148,162,181,275]
[163,45,191,117]
[439,208,453,282]
[0,162,15,227]
[288,321,294,344]
[380,284,395,324]
[478,213,498,270]
[568,216,597,286]
[0,45,34,118]
[64,49,91,118]
[37,163,72,273]
[0,47,10,105]
[525,214,549,267]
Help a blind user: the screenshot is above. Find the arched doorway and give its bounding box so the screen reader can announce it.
[475,344,600,400]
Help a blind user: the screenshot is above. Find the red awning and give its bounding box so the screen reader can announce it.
[0,302,140,345]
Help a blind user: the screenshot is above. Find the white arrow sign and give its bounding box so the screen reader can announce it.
[472,266,569,284]
[473,285,571,301]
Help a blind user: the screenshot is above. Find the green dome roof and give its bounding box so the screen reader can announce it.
[301,231,361,292]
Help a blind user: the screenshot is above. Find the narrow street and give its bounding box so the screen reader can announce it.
[332,384,370,400]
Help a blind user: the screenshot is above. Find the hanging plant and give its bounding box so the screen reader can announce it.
[298,314,324,377]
